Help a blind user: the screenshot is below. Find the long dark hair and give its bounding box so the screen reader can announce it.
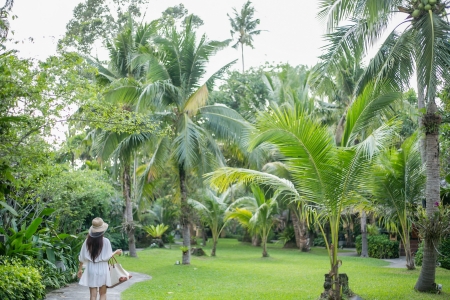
[86,234,104,262]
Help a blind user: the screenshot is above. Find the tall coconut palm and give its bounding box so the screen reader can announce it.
[370,132,425,269]
[228,1,263,72]
[84,20,160,257]
[123,17,250,264]
[318,1,450,291]
[206,94,399,299]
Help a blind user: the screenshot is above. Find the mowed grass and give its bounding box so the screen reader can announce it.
[118,239,450,300]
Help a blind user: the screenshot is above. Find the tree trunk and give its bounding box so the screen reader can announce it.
[415,100,441,291]
[360,211,368,257]
[123,163,137,257]
[251,234,260,246]
[417,86,426,162]
[179,166,191,265]
[262,234,268,257]
[211,239,217,257]
[404,234,415,270]
[290,209,302,248]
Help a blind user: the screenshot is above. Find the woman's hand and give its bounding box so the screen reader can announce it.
[114,249,123,256]
[77,269,83,279]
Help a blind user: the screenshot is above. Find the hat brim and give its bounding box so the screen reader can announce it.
[89,222,109,234]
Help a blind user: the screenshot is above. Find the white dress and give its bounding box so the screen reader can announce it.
[78,237,113,287]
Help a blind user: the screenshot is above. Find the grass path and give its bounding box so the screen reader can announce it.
[118,239,450,300]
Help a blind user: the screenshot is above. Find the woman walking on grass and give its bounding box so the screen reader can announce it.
[77,217,122,300]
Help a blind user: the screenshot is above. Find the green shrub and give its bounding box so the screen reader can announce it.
[414,241,424,266]
[355,235,399,259]
[314,236,327,247]
[438,237,450,270]
[0,259,45,299]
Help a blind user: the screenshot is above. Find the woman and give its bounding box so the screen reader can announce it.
[77,217,122,300]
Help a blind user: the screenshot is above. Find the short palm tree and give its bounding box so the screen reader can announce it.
[317,1,450,291]
[228,0,263,72]
[189,188,231,256]
[226,185,279,258]
[206,100,398,299]
[370,132,425,270]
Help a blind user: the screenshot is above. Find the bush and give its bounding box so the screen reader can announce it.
[415,241,423,266]
[314,236,327,247]
[0,258,45,299]
[438,237,450,270]
[355,235,399,259]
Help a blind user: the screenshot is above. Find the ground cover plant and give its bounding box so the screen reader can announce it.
[119,239,450,300]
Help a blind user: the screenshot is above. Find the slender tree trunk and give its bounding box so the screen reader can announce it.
[241,43,245,73]
[290,209,301,248]
[179,166,191,265]
[404,233,415,270]
[360,211,368,257]
[417,86,426,162]
[252,234,260,246]
[415,100,441,291]
[211,235,217,257]
[123,163,137,257]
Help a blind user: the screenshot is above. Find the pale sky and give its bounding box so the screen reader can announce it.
[8,0,328,73]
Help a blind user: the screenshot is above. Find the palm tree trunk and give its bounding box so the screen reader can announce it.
[417,86,426,162]
[360,211,368,257]
[404,233,415,270]
[123,163,137,257]
[211,236,217,256]
[179,165,191,265]
[415,100,440,291]
[262,229,268,257]
[290,209,301,248]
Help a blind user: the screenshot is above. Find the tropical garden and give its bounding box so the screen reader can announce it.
[1,0,450,299]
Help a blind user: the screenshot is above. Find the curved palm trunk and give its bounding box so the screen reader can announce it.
[415,101,441,291]
[179,166,191,265]
[360,211,368,257]
[123,163,137,257]
[403,233,415,270]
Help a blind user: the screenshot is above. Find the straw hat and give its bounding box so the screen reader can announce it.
[89,217,108,236]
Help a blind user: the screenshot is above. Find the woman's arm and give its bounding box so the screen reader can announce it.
[112,249,123,256]
[77,261,83,279]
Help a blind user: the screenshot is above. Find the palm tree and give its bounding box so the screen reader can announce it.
[127,17,249,264]
[189,188,231,256]
[228,1,263,72]
[370,132,425,270]
[317,1,450,291]
[206,97,398,299]
[84,21,160,257]
[226,185,279,257]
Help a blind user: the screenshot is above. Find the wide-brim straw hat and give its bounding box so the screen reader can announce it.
[89,217,108,237]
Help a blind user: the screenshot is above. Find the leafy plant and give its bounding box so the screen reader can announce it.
[144,224,169,239]
[355,235,399,259]
[279,225,295,245]
[0,258,45,299]
[180,246,189,253]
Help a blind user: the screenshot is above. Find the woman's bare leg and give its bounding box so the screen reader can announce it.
[89,287,98,300]
[99,285,107,300]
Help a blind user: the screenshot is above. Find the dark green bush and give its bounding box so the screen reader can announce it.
[415,241,424,266]
[314,236,327,247]
[355,235,399,259]
[438,237,450,270]
[0,258,45,299]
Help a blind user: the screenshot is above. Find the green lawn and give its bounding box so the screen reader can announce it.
[118,239,450,300]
